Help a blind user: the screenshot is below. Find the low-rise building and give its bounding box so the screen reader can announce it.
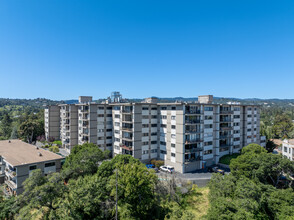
[282,139,294,161]
[0,140,64,195]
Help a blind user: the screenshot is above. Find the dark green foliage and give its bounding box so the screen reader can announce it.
[219,153,240,165]
[62,143,109,179]
[208,144,294,219]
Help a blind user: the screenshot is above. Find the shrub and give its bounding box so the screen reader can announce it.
[49,145,59,153]
[151,159,164,168]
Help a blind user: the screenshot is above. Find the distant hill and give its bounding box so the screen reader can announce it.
[1,97,294,109]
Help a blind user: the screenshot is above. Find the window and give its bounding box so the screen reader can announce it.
[115,115,120,119]
[161,124,167,128]
[161,107,167,110]
[284,147,288,153]
[151,149,157,153]
[106,129,112,132]
[171,144,176,148]
[205,115,213,120]
[98,114,104,117]
[233,115,240,119]
[234,130,240,134]
[171,107,176,110]
[234,107,240,111]
[45,162,55,167]
[98,107,104,110]
[171,153,176,157]
[151,124,157,127]
[142,124,149,128]
[142,107,149,110]
[234,137,240,141]
[98,137,104,140]
[171,134,176,139]
[143,150,149,154]
[151,132,157,136]
[142,115,149,119]
[248,107,252,111]
[204,107,213,111]
[151,141,157,144]
[106,114,112,117]
[151,115,157,119]
[29,165,37,170]
[247,115,252,118]
[204,141,213,146]
[161,115,167,119]
[151,107,157,110]
[115,138,120,142]
[107,107,112,110]
[171,125,176,129]
[143,133,149,136]
[204,124,213,129]
[247,129,251,132]
[160,141,166,146]
[142,141,149,145]
[106,143,112,146]
[160,150,167,154]
[233,122,240,126]
[204,150,212,155]
[113,106,120,110]
[115,130,119,134]
[171,116,176,120]
[98,129,104,133]
[106,136,112,139]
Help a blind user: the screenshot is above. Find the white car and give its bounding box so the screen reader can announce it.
[160,165,175,173]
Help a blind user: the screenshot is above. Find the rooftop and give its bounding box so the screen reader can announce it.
[0,140,64,167]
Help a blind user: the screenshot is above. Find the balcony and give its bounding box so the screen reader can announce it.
[185,110,202,115]
[185,156,202,163]
[185,139,203,144]
[120,144,133,151]
[122,127,133,132]
[185,120,202,124]
[219,135,233,139]
[220,118,233,123]
[185,148,203,153]
[5,179,17,190]
[220,110,233,114]
[219,144,232,148]
[220,126,233,131]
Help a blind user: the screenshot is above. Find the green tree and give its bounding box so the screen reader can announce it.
[62,143,109,180]
[49,145,59,153]
[272,114,294,139]
[0,112,12,139]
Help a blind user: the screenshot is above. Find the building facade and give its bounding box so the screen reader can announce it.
[45,95,261,173]
[0,140,64,195]
[282,139,294,161]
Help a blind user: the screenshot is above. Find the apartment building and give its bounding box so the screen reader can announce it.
[0,140,64,195]
[44,105,60,141]
[45,95,261,173]
[282,139,294,161]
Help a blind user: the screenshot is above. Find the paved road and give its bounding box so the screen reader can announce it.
[156,167,230,187]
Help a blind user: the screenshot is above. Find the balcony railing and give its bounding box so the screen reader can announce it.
[185,139,203,144]
[5,180,17,190]
[220,118,233,122]
[220,126,233,131]
[220,110,233,114]
[185,156,202,163]
[185,120,202,124]
[219,135,233,139]
[120,144,133,151]
[185,110,202,115]
[185,148,203,153]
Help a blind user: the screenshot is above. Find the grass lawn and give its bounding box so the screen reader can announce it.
[185,187,210,219]
[219,153,240,165]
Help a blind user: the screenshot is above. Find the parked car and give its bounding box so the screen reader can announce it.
[160,165,175,173]
[146,164,158,172]
[211,166,225,175]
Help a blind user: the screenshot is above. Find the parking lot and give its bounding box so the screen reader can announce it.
[156,166,230,187]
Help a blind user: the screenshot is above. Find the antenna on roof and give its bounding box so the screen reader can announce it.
[8,140,11,143]
[38,152,42,157]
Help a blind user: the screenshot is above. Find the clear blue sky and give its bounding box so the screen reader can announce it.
[0,0,294,100]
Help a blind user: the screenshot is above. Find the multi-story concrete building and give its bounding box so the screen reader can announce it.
[44,105,60,141]
[45,95,261,173]
[0,140,64,195]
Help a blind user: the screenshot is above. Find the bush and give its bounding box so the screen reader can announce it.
[150,159,164,168]
[53,140,62,147]
[49,145,59,153]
